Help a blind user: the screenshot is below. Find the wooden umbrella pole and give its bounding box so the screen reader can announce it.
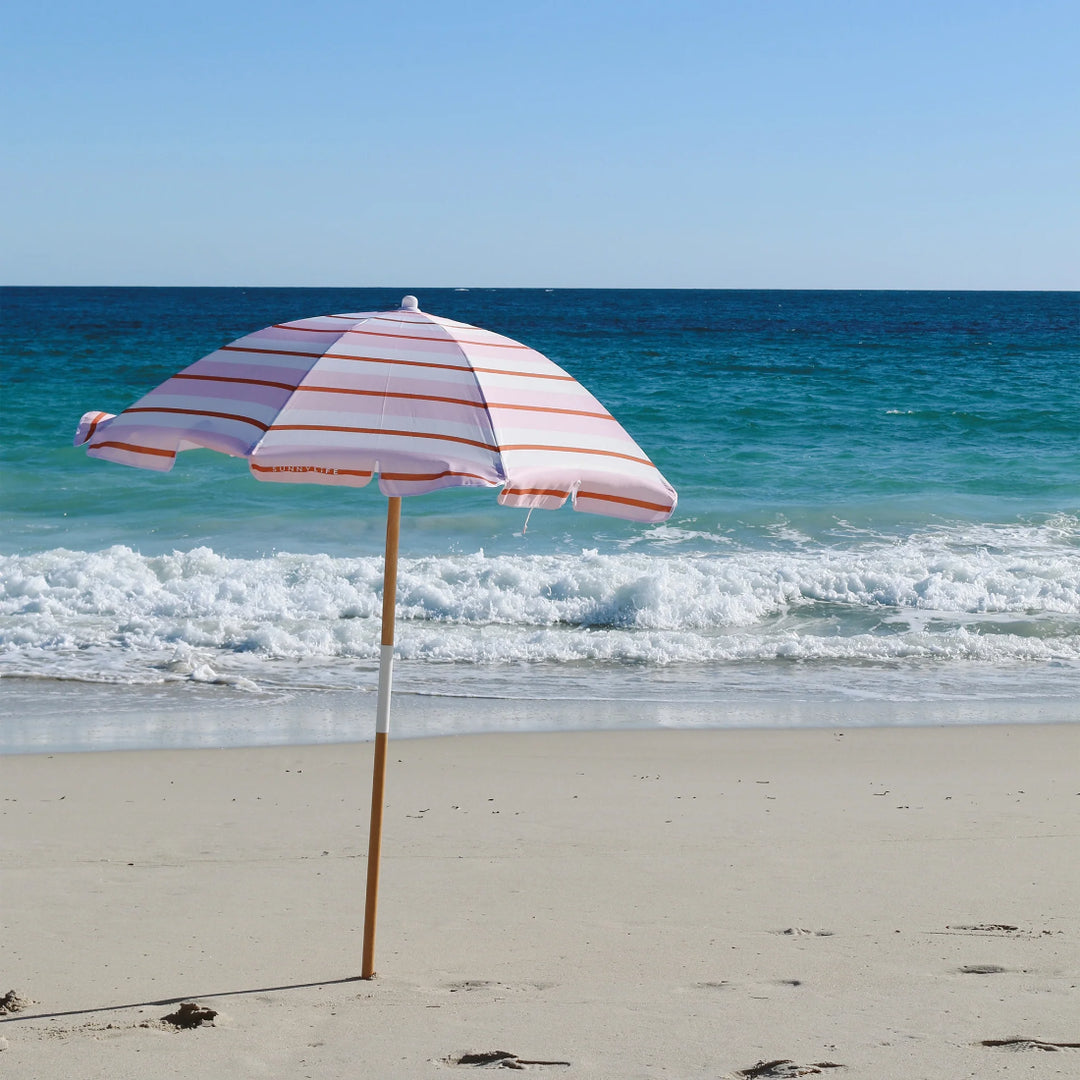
[362,496,402,979]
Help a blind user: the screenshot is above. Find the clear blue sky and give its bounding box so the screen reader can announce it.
[3,0,1077,288]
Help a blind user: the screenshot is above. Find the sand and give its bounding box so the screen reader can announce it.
[2,722,1078,1078]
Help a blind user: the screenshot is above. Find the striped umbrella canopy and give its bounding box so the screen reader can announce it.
[75,294,675,521]
[75,295,676,977]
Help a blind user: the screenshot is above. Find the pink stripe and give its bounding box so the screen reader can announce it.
[293,382,488,409]
[162,379,293,409]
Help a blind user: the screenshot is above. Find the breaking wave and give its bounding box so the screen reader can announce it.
[3,519,1079,694]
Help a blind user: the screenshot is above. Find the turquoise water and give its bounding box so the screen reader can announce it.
[2,287,1078,744]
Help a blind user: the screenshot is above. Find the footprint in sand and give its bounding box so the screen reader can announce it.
[981,1038,1080,1052]
[445,980,552,995]
[938,923,1059,939]
[447,1050,570,1069]
[694,978,807,998]
[734,1060,844,1078]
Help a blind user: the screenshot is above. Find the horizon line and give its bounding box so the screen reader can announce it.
[3,284,1078,293]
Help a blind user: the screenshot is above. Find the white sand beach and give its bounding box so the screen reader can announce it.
[2,722,1078,1079]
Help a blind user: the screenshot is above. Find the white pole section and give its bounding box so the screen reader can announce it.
[362,495,401,979]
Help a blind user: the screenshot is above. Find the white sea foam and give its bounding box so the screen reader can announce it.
[2,525,1079,695]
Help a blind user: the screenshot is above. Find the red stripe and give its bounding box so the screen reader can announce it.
[349,328,528,349]
[220,345,325,360]
[502,486,569,499]
[91,440,174,459]
[368,314,475,330]
[270,323,349,335]
[295,385,488,409]
[85,411,108,441]
[488,401,613,421]
[220,344,577,383]
[501,444,655,467]
[328,354,574,382]
[294,384,612,421]
[274,323,529,349]
[379,468,494,483]
[250,463,373,478]
[272,425,500,452]
[268,428,653,468]
[304,313,476,331]
[576,489,674,513]
[173,372,299,392]
[125,406,270,431]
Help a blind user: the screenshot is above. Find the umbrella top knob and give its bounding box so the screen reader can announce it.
[400,295,420,311]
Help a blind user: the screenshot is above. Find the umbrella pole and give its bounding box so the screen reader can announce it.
[362,495,401,979]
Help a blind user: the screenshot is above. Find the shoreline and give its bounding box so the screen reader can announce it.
[2,676,1078,755]
[3,723,1078,1079]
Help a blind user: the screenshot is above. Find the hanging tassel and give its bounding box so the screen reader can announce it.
[522,507,534,535]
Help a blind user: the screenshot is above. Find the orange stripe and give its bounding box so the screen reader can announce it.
[271,323,349,335]
[272,425,499,452]
[91,440,175,459]
[125,407,270,431]
[274,323,529,349]
[379,468,494,483]
[250,463,373,478]
[295,385,488,409]
[221,345,325,359]
[502,486,569,499]
[501,444,655,467]
[328,354,575,382]
[294,384,612,421]
[488,401,613,421]
[220,344,577,383]
[303,313,476,332]
[369,314,474,330]
[85,411,108,441]
[173,372,299,392]
[348,328,528,349]
[576,489,674,513]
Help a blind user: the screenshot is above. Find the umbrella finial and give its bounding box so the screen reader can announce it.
[400,295,419,311]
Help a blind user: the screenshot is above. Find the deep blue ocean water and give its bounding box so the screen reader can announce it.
[2,287,1078,746]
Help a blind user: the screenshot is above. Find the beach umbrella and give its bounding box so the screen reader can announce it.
[74,294,677,977]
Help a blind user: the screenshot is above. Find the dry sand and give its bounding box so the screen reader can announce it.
[2,723,1078,1078]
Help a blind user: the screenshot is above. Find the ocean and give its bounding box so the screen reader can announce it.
[2,287,1078,750]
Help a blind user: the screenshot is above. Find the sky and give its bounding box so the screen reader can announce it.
[2,0,1077,289]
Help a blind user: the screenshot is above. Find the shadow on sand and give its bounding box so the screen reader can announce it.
[0,975,367,1024]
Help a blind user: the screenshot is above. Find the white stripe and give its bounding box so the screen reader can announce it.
[375,643,394,735]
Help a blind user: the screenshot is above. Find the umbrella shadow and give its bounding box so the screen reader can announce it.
[0,975,366,1024]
